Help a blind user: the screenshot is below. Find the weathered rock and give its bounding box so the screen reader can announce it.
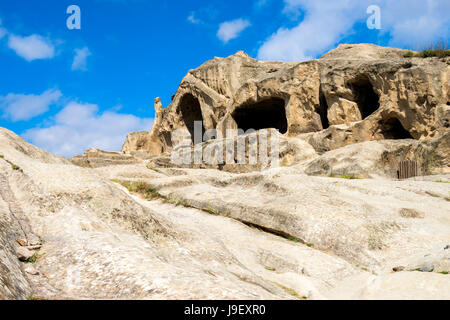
[15,247,34,262]
[1,127,450,299]
[121,131,152,154]
[419,264,435,272]
[301,131,449,177]
[123,44,448,167]
[16,239,27,247]
[71,147,141,168]
[165,129,318,173]
[24,265,39,276]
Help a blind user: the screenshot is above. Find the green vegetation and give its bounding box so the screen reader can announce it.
[403,42,450,58]
[403,51,414,58]
[26,252,45,263]
[306,243,314,248]
[287,236,301,243]
[328,172,363,179]
[273,282,307,300]
[111,180,162,200]
[164,194,193,208]
[0,155,24,172]
[206,205,220,216]
[434,180,450,184]
[27,296,45,300]
[418,49,450,58]
[265,266,276,272]
[439,271,449,275]
[339,174,362,180]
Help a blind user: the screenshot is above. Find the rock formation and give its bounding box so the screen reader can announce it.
[123,44,449,162]
[1,44,449,300]
[1,127,449,300]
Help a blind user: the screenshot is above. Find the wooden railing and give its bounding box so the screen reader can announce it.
[398,160,418,180]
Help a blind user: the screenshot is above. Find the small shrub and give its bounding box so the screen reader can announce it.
[265,266,276,272]
[403,51,414,58]
[205,204,220,216]
[12,164,21,171]
[439,271,449,275]
[0,154,4,158]
[404,42,450,59]
[111,180,162,200]
[287,236,301,243]
[306,243,314,248]
[418,49,450,58]
[26,252,45,263]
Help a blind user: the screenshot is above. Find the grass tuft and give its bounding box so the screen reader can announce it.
[111,180,162,200]
[403,42,450,58]
[287,236,301,243]
[26,252,45,263]
[434,180,450,184]
[273,282,307,300]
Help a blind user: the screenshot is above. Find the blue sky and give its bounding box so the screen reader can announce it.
[0,0,448,157]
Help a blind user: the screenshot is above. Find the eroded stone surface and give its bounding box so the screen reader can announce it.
[124,44,449,158]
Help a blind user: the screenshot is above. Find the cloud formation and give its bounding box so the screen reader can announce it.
[23,102,153,157]
[217,18,251,43]
[187,12,201,24]
[0,89,62,122]
[258,0,450,61]
[7,34,55,61]
[72,47,92,71]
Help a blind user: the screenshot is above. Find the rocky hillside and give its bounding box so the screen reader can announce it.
[1,127,449,300]
[1,44,449,300]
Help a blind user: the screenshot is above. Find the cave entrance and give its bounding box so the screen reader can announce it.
[179,94,204,144]
[317,88,329,130]
[348,76,380,119]
[379,117,414,139]
[232,98,288,134]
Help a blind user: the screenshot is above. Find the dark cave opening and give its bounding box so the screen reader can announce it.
[348,76,380,119]
[317,89,330,129]
[232,98,288,134]
[179,94,204,144]
[379,117,414,140]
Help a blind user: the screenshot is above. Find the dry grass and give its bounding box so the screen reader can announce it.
[403,41,450,58]
[111,180,162,200]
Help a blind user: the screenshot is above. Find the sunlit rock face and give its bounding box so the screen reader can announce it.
[126,44,448,156]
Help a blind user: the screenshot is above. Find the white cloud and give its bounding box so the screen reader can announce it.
[71,47,91,71]
[217,18,251,43]
[23,102,153,157]
[0,89,62,122]
[7,34,55,61]
[381,0,450,48]
[187,12,201,24]
[258,0,450,61]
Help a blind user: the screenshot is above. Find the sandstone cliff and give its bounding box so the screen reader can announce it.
[123,44,449,160]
